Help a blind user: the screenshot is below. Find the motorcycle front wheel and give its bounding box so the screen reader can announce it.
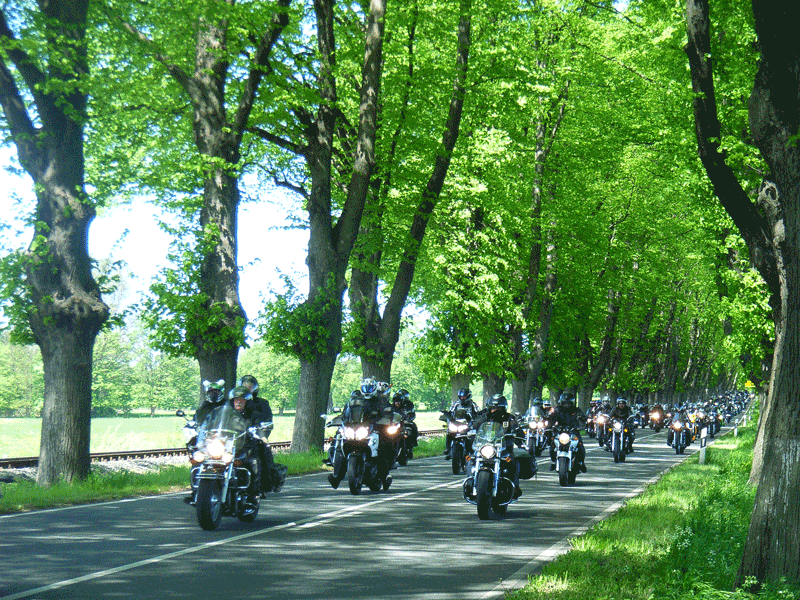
[196,478,223,531]
[347,453,364,495]
[557,456,569,486]
[476,470,493,520]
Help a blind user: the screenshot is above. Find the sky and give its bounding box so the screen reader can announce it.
[0,147,309,329]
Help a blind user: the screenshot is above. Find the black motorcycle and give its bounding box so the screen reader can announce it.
[326,398,399,495]
[669,418,689,454]
[395,409,417,466]
[554,426,582,486]
[180,403,273,530]
[463,422,525,519]
[608,416,635,463]
[441,407,475,475]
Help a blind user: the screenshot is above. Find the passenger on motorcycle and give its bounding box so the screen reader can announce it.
[609,397,635,452]
[548,394,588,473]
[472,394,523,499]
[228,386,264,508]
[443,388,479,459]
[238,375,285,495]
[392,389,419,453]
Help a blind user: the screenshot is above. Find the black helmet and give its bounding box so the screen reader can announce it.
[617,397,627,406]
[393,389,410,404]
[559,393,575,409]
[486,394,508,410]
[238,375,259,394]
[457,388,472,403]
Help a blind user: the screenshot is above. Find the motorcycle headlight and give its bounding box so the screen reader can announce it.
[207,438,226,460]
[673,421,683,430]
[597,416,606,424]
[192,450,206,463]
[222,452,234,464]
[386,424,400,435]
[448,422,459,433]
[355,426,370,441]
[558,432,570,445]
[613,422,623,431]
[344,426,356,439]
[457,423,469,433]
[479,444,497,460]
[528,422,537,430]
[537,421,545,430]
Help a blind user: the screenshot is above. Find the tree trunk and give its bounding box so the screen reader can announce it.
[481,373,505,406]
[686,0,800,586]
[450,373,471,406]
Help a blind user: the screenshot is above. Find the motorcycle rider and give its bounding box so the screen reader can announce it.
[471,394,523,499]
[392,389,418,457]
[443,387,479,459]
[548,394,588,473]
[228,386,264,510]
[193,380,226,425]
[237,375,285,495]
[609,397,635,453]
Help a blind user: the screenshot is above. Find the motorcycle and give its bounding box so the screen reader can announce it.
[462,421,523,519]
[553,426,582,486]
[594,412,611,447]
[608,417,634,463]
[180,403,273,531]
[649,407,665,432]
[395,409,417,466]
[669,418,689,454]
[441,406,475,475]
[523,406,549,457]
[326,397,399,495]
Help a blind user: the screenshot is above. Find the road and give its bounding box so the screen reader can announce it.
[0,425,724,600]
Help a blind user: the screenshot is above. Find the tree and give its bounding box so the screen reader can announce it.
[0,1,110,484]
[685,0,800,586]
[101,0,291,394]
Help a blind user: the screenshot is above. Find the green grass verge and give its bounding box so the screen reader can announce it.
[508,423,799,600]
[0,435,445,515]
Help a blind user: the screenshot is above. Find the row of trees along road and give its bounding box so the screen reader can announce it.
[0,0,797,588]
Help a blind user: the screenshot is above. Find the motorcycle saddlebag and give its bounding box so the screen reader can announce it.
[516,451,537,480]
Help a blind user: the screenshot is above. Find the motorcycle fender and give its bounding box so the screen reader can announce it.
[556,450,571,458]
[367,432,380,457]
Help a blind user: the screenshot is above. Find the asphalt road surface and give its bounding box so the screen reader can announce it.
[1,425,730,600]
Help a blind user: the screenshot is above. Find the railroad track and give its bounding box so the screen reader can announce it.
[0,428,444,470]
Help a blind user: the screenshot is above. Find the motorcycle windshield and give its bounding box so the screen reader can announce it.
[474,421,504,447]
[452,407,470,420]
[344,398,379,424]
[527,406,545,420]
[197,403,248,450]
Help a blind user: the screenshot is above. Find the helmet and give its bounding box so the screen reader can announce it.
[559,393,575,409]
[486,394,508,410]
[542,399,552,409]
[457,388,472,403]
[203,379,225,401]
[238,375,259,394]
[532,397,543,407]
[377,381,391,395]
[617,397,627,406]
[229,386,253,401]
[393,389,410,404]
[361,378,378,398]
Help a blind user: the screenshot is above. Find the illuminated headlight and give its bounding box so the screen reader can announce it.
[673,421,683,430]
[355,426,370,440]
[192,450,206,463]
[479,444,497,460]
[207,439,226,460]
[697,411,706,419]
[558,432,570,445]
[651,412,660,419]
[596,416,606,424]
[386,424,400,435]
[537,422,545,430]
[613,422,623,431]
[344,426,356,439]
[528,422,537,430]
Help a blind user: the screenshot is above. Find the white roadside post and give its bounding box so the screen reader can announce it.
[699,426,708,465]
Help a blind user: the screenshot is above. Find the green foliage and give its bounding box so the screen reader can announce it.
[237,341,301,413]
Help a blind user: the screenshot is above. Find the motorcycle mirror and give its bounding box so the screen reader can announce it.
[176,410,186,418]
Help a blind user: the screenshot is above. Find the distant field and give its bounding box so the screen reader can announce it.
[0,411,445,458]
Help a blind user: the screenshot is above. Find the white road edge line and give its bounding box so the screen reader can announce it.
[1,480,461,600]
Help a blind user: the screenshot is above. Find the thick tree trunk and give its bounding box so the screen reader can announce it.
[450,373,471,407]
[481,373,505,406]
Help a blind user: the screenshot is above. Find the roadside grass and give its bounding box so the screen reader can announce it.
[508,423,799,600]
[0,433,446,515]
[1,411,447,458]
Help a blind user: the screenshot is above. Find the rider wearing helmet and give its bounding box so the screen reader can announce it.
[548,393,588,473]
[392,388,418,457]
[237,375,285,495]
[609,397,635,453]
[194,379,227,425]
[228,386,262,508]
[472,394,523,499]
[443,387,479,458]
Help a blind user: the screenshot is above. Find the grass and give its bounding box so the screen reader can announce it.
[507,422,800,600]
[0,411,447,458]
[0,428,446,515]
